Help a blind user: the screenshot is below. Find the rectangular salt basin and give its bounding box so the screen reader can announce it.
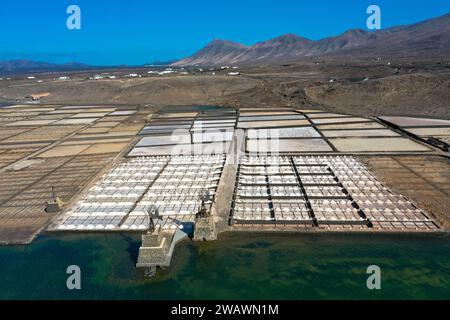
[108,110,137,116]
[142,124,192,130]
[82,108,118,112]
[239,115,305,122]
[145,121,193,126]
[61,138,131,146]
[81,143,128,155]
[311,117,371,125]
[247,139,332,152]
[139,129,186,135]
[71,112,110,118]
[317,122,386,130]
[196,112,236,118]
[238,119,311,129]
[77,131,137,139]
[6,119,56,126]
[4,108,55,112]
[2,104,32,108]
[195,119,236,124]
[91,122,119,128]
[139,125,192,135]
[37,145,90,158]
[192,122,235,129]
[306,113,350,118]
[193,131,234,143]
[296,109,324,113]
[136,135,190,146]
[322,129,400,138]
[248,127,321,138]
[330,137,430,152]
[240,111,298,116]
[100,116,130,122]
[47,109,87,114]
[158,112,198,118]
[60,105,114,109]
[128,142,230,156]
[53,118,98,125]
[380,116,450,127]
[405,127,450,136]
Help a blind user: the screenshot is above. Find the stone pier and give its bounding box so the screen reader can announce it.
[136,226,188,269]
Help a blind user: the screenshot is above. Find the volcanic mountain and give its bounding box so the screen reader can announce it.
[172,13,450,66]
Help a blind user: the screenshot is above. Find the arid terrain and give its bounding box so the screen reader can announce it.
[1,58,449,119]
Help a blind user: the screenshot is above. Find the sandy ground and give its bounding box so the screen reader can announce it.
[330,137,430,152]
[363,156,450,230]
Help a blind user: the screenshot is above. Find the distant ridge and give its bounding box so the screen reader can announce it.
[0,60,91,75]
[172,13,450,66]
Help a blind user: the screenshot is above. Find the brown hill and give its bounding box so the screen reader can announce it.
[172,13,450,66]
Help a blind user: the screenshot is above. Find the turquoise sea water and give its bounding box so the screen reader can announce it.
[0,232,449,300]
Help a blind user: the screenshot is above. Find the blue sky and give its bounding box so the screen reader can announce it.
[0,0,449,65]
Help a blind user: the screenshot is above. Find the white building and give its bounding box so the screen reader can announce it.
[89,74,105,80]
[54,76,70,81]
[158,70,176,75]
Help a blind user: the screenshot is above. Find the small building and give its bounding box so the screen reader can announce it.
[89,74,105,80]
[54,76,70,81]
[158,70,175,75]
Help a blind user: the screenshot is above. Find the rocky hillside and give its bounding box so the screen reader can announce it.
[173,13,450,66]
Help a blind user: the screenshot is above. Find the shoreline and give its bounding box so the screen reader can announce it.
[1,226,449,247]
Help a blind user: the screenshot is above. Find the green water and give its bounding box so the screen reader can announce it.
[0,232,449,299]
